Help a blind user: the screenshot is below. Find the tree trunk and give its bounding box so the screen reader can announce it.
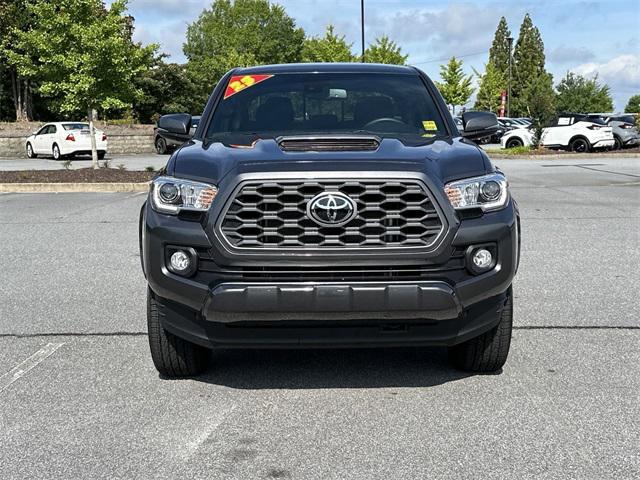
[88,108,99,169]
[10,70,32,122]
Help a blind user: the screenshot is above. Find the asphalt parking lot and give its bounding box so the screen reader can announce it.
[1,157,639,479]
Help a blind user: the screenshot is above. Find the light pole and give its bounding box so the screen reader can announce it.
[507,36,513,117]
[361,0,365,62]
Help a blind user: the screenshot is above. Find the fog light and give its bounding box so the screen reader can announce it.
[170,250,191,273]
[472,248,493,269]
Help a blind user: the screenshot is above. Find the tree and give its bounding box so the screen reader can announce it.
[302,25,355,63]
[555,72,613,113]
[511,13,554,118]
[522,73,556,148]
[0,0,35,121]
[488,17,512,76]
[435,57,474,114]
[184,0,305,106]
[624,94,640,113]
[8,0,156,167]
[475,17,510,113]
[133,55,200,123]
[474,62,506,112]
[364,35,407,64]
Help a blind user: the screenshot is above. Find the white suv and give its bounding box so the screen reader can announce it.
[501,114,614,152]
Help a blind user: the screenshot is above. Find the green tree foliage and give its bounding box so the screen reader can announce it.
[435,57,474,114]
[0,0,35,120]
[624,94,640,113]
[184,0,305,105]
[7,0,156,166]
[133,55,201,123]
[302,25,355,63]
[555,72,613,113]
[488,16,512,75]
[364,35,407,65]
[0,61,12,121]
[475,17,511,113]
[523,73,556,147]
[474,62,506,112]
[511,13,554,118]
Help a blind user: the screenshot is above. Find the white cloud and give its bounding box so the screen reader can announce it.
[369,4,500,60]
[572,54,640,90]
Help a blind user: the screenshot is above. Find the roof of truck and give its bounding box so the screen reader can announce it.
[233,62,419,75]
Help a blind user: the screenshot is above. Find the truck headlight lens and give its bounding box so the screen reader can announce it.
[444,173,508,211]
[151,176,217,214]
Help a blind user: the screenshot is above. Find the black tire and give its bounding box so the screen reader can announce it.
[52,143,62,160]
[570,137,590,153]
[613,135,622,150]
[97,151,106,160]
[448,290,513,372]
[155,137,167,155]
[147,288,210,377]
[506,137,523,149]
[26,142,37,158]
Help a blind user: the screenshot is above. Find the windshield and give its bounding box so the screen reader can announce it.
[207,73,448,145]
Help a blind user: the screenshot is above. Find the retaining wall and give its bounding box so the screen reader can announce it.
[0,134,155,157]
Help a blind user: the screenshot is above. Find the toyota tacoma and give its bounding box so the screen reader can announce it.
[139,63,520,377]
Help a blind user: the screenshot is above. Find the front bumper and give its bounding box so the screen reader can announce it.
[142,199,519,348]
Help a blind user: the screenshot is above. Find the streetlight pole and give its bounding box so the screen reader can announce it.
[361,0,365,62]
[507,36,513,117]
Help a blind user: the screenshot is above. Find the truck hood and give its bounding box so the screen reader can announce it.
[167,137,492,187]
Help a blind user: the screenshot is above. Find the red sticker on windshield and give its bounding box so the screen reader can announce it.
[224,74,273,99]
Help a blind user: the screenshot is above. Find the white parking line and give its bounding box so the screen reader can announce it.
[0,342,64,393]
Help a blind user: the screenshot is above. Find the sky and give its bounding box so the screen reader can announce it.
[120,0,640,111]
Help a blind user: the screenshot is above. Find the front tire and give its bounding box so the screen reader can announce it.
[147,288,210,377]
[506,137,523,149]
[448,290,513,372]
[26,142,37,158]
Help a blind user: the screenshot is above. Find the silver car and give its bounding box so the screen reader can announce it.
[589,114,639,149]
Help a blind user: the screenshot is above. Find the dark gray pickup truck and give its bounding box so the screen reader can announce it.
[140,63,520,377]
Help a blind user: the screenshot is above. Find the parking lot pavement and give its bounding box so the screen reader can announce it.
[0,153,168,171]
[0,157,639,478]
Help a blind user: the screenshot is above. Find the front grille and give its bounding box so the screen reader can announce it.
[218,179,445,250]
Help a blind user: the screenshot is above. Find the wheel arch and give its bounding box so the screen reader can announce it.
[569,135,591,147]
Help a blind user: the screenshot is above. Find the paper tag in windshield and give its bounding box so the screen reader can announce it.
[422,120,437,131]
[224,74,273,99]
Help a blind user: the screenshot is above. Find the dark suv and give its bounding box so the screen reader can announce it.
[140,63,520,377]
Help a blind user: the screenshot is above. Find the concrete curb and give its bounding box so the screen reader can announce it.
[0,182,150,193]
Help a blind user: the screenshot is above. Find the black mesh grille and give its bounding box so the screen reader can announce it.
[219,179,444,249]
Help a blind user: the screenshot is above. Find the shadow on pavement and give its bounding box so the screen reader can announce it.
[194,346,482,389]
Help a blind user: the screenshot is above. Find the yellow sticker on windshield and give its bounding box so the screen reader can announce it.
[422,120,437,131]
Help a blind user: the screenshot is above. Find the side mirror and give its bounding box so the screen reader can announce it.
[460,111,499,141]
[158,113,192,135]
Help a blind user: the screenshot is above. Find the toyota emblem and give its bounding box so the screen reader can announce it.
[307,192,357,227]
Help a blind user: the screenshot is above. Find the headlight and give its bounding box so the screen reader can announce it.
[444,173,508,211]
[150,176,218,214]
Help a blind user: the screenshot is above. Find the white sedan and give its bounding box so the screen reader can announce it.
[25,122,108,160]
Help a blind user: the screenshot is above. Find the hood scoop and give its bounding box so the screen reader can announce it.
[277,135,380,152]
